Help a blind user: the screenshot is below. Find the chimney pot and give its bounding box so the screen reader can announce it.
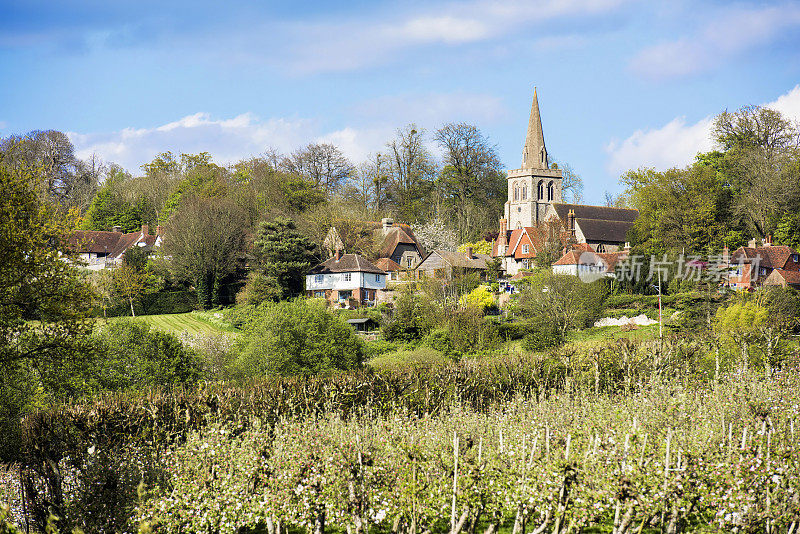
[335,248,341,261]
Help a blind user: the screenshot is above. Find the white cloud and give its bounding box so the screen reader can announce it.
[68,113,316,171]
[605,85,800,175]
[282,0,628,74]
[631,4,800,80]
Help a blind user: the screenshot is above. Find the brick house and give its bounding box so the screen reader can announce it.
[306,251,387,307]
[728,239,800,290]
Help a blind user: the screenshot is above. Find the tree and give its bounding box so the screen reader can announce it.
[515,271,606,336]
[161,194,249,308]
[412,218,458,252]
[714,301,768,373]
[457,240,492,255]
[112,263,148,317]
[283,143,354,195]
[551,161,584,203]
[434,123,505,241]
[249,217,319,301]
[0,158,95,459]
[385,125,438,223]
[233,299,364,376]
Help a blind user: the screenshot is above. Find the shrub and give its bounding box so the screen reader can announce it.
[521,319,565,352]
[233,299,364,376]
[94,321,203,390]
[382,289,439,342]
[497,321,533,340]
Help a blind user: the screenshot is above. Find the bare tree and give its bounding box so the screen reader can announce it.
[385,124,437,222]
[550,160,584,204]
[282,143,354,195]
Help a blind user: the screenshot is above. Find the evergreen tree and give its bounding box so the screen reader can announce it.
[251,217,319,300]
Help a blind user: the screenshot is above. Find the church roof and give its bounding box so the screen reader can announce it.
[575,218,634,243]
[522,87,548,170]
[550,203,639,223]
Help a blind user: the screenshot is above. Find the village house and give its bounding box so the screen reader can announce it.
[415,247,491,280]
[492,88,638,276]
[67,224,163,270]
[551,248,629,279]
[728,238,800,290]
[306,250,387,307]
[323,218,426,273]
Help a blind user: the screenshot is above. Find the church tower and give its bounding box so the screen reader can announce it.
[505,88,562,229]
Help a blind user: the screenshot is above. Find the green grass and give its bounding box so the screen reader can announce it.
[109,311,235,336]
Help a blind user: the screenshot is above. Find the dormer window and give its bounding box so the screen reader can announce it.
[793,254,799,263]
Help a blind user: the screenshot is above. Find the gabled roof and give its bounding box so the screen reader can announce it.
[731,245,799,269]
[575,218,634,243]
[374,257,402,272]
[68,228,157,259]
[309,253,386,275]
[419,250,491,270]
[553,250,628,272]
[374,225,425,259]
[551,203,639,223]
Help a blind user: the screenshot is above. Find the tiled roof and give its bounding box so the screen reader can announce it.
[771,269,800,284]
[310,253,386,275]
[374,257,402,271]
[420,250,491,269]
[68,228,157,259]
[552,250,628,271]
[731,245,798,269]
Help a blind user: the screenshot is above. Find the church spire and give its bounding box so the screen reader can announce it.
[522,87,548,170]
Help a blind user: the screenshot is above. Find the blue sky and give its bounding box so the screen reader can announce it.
[2,0,800,203]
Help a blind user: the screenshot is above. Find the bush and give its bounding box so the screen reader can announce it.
[233,299,364,376]
[94,321,203,390]
[522,321,565,352]
[96,289,197,317]
[382,289,439,342]
[498,321,533,340]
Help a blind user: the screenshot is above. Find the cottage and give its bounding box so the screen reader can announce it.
[306,251,387,307]
[415,247,491,280]
[551,249,628,280]
[763,269,800,289]
[728,239,800,290]
[67,224,163,270]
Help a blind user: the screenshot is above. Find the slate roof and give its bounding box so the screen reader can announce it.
[420,250,491,269]
[575,218,634,243]
[309,254,386,275]
[551,203,639,223]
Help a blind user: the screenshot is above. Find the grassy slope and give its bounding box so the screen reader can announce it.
[110,311,234,336]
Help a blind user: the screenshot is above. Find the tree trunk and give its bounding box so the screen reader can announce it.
[129,296,136,317]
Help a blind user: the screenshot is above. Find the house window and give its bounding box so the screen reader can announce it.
[522,259,530,269]
[338,290,352,301]
[793,254,799,263]
[343,273,352,282]
[313,290,325,297]
[375,274,381,282]
[407,256,413,267]
[315,274,323,283]
[522,244,529,254]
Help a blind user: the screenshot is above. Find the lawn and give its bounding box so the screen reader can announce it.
[109,311,235,336]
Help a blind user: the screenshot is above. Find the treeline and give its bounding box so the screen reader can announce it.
[619,104,800,254]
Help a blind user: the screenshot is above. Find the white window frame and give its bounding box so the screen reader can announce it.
[375,274,381,282]
[343,273,352,282]
[521,244,529,254]
[315,274,324,283]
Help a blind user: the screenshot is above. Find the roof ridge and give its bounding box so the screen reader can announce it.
[553,202,638,211]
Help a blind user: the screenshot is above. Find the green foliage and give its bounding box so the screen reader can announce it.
[459,284,494,310]
[382,288,439,342]
[233,299,364,376]
[521,318,565,352]
[94,321,203,390]
[81,169,156,232]
[774,213,800,249]
[457,240,492,255]
[515,271,606,334]
[247,216,318,302]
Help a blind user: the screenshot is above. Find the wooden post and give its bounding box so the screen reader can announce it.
[451,433,459,533]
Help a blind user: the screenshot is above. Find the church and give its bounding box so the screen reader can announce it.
[492,89,639,276]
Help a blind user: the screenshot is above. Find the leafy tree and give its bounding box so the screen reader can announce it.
[382,287,440,342]
[112,264,148,317]
[774,213,800,249]
[161,194,248,308]
[0,159,95,459]
[94,321,202,389]
[457,240,492,255]
[233,299,363,376]
[248,216,318,301]
[460,285,494,311]
[515,271,606,335]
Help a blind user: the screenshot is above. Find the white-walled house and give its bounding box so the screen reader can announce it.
[306,252,387,307]
[67,224,163,270]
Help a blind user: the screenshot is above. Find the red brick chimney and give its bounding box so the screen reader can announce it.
[141,224,149,236]
[335,247,341,261]
[498,219,508,247]
[156,225,164,237]
[568,209,576,239]
[465,246,473,259]
[765,235,773,247]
